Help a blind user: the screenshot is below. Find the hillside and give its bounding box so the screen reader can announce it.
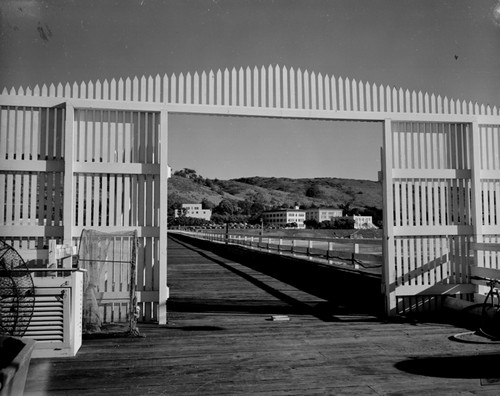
[168,174,382,212]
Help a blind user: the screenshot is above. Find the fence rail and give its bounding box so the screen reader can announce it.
[171,230,383,272]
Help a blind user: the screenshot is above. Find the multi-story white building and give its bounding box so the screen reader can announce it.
[353,215,376,229]
[262,209,306,229]
[174,203,212,221]
[305,207,343,223]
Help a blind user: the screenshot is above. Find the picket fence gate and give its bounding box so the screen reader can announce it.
[1,64,500,318]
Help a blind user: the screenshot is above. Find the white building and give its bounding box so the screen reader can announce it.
[305,207,343,223]
[353,215,377,229]
[262,209,306,229]
[174,203,212,221]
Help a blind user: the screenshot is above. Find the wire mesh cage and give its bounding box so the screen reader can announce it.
[0,241,35,336]
[77,230,140,336]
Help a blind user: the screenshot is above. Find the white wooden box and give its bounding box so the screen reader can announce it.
[25,271,83,358]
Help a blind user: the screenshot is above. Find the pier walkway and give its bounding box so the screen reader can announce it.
[25,233,500,395]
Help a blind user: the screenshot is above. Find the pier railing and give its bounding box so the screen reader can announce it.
[170,229,383,272]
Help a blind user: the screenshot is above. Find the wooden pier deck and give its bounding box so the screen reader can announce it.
[25,234,500,395]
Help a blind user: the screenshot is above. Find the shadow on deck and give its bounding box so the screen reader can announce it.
[168,232,384,320]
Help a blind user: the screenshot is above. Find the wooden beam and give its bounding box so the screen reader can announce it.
[73,162,160,175]
[158,109,169,325]
[471,242,500,252]
[395,283,475,296]
[382,119,397,316]
[63,104,75,256]
[0,159,64,172]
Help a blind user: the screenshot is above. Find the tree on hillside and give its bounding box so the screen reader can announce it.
[201,198,215,210]
[305,184,323,198]
[167,197,184,216]
[174,168,197,178]
[214,199,236,215]
[174,168,206,184]
[250,201,266,215]
[237,199,253,215]
[338,199,355,216]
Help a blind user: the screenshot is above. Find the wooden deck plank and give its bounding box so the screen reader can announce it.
[24,234,500,395]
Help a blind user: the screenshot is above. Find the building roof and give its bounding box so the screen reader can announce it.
[263,208,305,213]
[306,207,342,211]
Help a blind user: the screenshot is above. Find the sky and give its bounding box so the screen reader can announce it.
[1,0,500,180]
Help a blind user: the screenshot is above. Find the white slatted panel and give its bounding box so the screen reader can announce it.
[71,109,161,322]
[477,124,500,270]
[385,121,474,315]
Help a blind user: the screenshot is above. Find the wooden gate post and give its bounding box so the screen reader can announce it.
[158,109,169,325]
[63,103,75,264]
[382,119,397,316]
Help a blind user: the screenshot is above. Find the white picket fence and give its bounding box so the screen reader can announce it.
[2,64,499,115]
[1,64,500,319]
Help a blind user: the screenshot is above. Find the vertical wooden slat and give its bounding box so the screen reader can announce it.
[170,73,177,105]
[215,70,222,105]
[345,78,351,111]
[297,69,303,109]
[338,77,344,111]
[118,78,125,102]
[193,72,199,105]
[223,69,229,106]
[290,67,296,109]
[230,68,237,106]
[371,83,378,113]
[260,66,267,108]
[147,76,154,103]
[310,71,316,110]
[155,75,161,103]
[352,79,359,112]
[13,171,21,225]
[253,66,259,107]
[331,76,337,111]
[201,71,207,105]
[283,66,289,109]
[437,95,442,114]
[316,72,323,110]
[178,73,185,104]
[86,81,93,100]
[275,65,281,108]
[268,65,274,108]
[324,74,330,110]
[0,172,5,225]
[404,89,410,113]
[238,67,244,106]
[41,84,48,98]
[208,70,215,105]
[0,107,7,160]
[365,82,371,112]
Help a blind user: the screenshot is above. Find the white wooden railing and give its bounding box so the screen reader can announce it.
[170,229,383,272]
